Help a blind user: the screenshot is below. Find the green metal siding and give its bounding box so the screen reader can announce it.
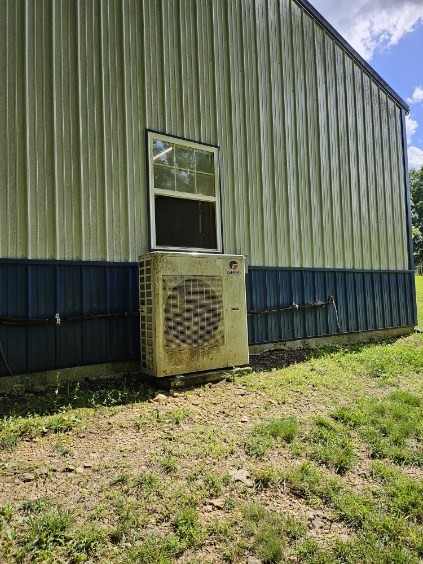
[0,0,409,269]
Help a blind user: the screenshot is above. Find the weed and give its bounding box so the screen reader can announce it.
[387,390,421,407]
[53,441,72,457]
[332,532,422,563]
[284,463,423,557]
[245,416,299,458]
[332,392,423,465]
[0,413,81,450]
[109,495,146,544]
[242,503,307,563]
[371,462,423,523]
[167,407,191,425]
[16,503,73,561]
[224,497,236,511]
[0,504,14,523]
[125,533,182,563]
[111,473,131,486]
[67,526,108,558]
[295,538,336,563]
[133,472,160,495]
[253,466,280,490]
[207,519,236,541]
[284,462,341,503]
[308,416,356,474]
[360,391,423,466]
[331,405,367,428]
[173,506,205,549]
[187,467,226,499]
[21,498,54,513]
[162,454,177,473]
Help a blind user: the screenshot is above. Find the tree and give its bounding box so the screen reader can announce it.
[410,165,423,269]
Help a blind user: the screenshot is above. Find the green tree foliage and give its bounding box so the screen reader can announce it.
[410,165,423,268]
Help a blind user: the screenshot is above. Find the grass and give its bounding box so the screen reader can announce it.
[282,462,423,558]
[173,506,205,549]
[302,416,356,474]
[245,416,299,458]
[0,278,422,562]
[332,391,423,465]
[243,503,308,562]
[0,412,82,450]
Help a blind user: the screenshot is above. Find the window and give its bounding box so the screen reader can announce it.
[147,131,222,252]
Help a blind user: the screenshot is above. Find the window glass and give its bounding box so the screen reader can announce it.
[195,150,214,174]
[175,145,195,170]
[152,140,174,166]
[196,172,215,196]
[154,166,175,191]
[175,169,196,194]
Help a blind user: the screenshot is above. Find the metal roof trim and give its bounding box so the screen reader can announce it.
[296,0,410,112]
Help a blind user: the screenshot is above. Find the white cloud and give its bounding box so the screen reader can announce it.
[407,85,423,104]
[311,0,423,60]
[406,115,419,144]
[408,146,423,169]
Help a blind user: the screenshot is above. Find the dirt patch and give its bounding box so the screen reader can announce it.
[249,349,313,371]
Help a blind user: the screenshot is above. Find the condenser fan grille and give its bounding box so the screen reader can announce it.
[164,276,224,350]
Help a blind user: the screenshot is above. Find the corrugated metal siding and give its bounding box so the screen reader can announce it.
[0,0,409,269]
[246,268,417,345]
[0,260,416,375]
[0,260,139,375]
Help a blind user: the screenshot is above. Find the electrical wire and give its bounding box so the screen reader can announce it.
[248,298,335,315]
[0,311,140,327]
[0,340,14,376]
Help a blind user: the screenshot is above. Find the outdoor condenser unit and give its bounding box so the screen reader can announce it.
[138,252,249,377]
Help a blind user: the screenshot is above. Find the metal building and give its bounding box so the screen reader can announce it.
[0,0,416,378]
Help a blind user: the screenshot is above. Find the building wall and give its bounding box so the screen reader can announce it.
[0,0,409,269]
[0,259,416,375]
[0,0,415,376]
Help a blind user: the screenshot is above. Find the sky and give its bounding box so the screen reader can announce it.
[310,0,423,170]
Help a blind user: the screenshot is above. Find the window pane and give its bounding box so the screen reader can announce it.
[176,169,196,194]
[154,165,175,191]
[152,140,174,166]
[196,172,215,196]
[195,150,214,174]
[175,145,195,170]
[155,196,217,249]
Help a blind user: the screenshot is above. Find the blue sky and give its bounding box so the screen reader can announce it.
[311,0,423,169]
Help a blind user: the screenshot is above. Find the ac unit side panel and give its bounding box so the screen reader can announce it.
[139,255,156,374]
[221,258,249,367]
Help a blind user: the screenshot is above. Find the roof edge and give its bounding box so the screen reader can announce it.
[296,0,410,113]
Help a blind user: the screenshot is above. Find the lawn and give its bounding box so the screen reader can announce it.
[0,280,422,563]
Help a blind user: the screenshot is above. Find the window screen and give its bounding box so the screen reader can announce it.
[155,196,217,249]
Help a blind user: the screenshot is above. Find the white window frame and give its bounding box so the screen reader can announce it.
[147,131,222,253]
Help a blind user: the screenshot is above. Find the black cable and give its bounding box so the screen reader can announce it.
[0,340,14,376]
[0,311,140,327]
[248,300,333,315]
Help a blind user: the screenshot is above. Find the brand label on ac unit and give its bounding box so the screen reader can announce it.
[226,260,241,275]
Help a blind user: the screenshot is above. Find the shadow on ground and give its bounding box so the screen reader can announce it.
[1,336,409,418]
[0,375,155,418]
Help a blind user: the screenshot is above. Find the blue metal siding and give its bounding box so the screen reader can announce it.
[246,267,417,345]
[0,260,417,375]
[0,260,140,376]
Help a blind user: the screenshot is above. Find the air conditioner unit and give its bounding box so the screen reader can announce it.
[138,252,249,377]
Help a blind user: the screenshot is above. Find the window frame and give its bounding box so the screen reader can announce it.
[147,130,223,253]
